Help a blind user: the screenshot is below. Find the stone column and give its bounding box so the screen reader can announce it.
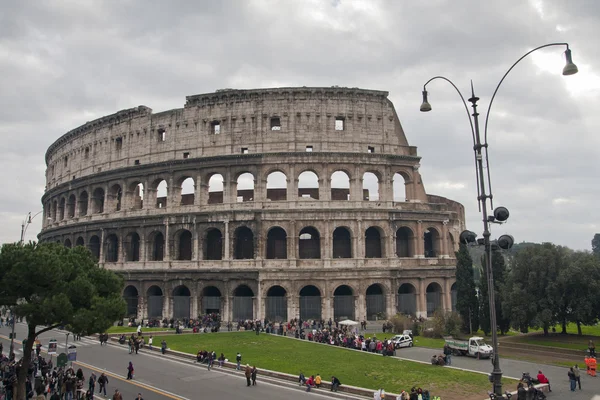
[441,221,449,258]
[222,296,230,322]
[118,228,125,263]
[417,279,427,319]
[444,279,452,312]
[320,170,331,201]
[194,174,202,206]
[162,295,169,319]
[164,220,170,261]
[415,221,424,258]
[287,165,296,201]
[356,219,364,258]
[191,295,198,318]
[323,296,331,321]
[356,294,364,321]
[224,220,230,260]
[290,294,299,321]
[99,229,105,263]
[323,222,331,259]
[288,220,296,259]
[192,223,199,261]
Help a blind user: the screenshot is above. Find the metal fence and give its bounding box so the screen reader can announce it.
[366,294,385,320]
[265,297,287,322]
[334,295,354,320]
[232,297,253,320]
[203,296,221,314]
[173,296,190,319]
[124,296,138,317]
[299,296,321,320]
[397,294,417,316]
[147,296,163,318]
[426,292,441,317]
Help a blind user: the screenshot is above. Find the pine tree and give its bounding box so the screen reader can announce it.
[479,248,509,336]
[455,244,479,333]
[479,254,490,335]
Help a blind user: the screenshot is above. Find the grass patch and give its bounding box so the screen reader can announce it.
[107,326,174,334]
[508,335,591,351]
[526,322,600,336]
[154,332,515,398]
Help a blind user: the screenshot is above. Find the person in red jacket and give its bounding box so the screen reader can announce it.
[536,370,552,392]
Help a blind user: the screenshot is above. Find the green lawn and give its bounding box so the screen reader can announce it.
[526,322,600,336]
[107,326,174,334]
[153,332,514,399]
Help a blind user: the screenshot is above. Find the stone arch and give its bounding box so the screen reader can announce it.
[202,286,222,314]
[92,187,105,214]
[424,226,441,258]
[451,282,457,312]
[426,282,443,317]
[234,226,254,259]
[331,170,350,200]
[393,172,409,202]
[232,284,254,320]
[366,283,385,320]
[124,232,141,262]
[204,228,223,260]
[175,229,193,260]
[236,172,255,202]
[298,170,319,199]
[67,194,76,218]
[127,181,144,210]
[365,226,383,258]
[266,226,287,259]
[148,231,165,261]
[75,236,84,247]
[299,285,321,320]
[146,285,164,318]
[51,200,58,222]
[396,227,414,257]
[266,171,287,201]
[104,233,119,262]
[332,226,352,258]
[78,191,89,216]
[172,285,191,319]
[88,235,100,260]
[108,184,122,212]
[155,179,168,208]
[333,284,355,320]
[397,283,417,316]
[265,285,287,322]
[64,238,72,248]
[362,171,380,201]
[58,197,66,220]
[207,173,224,204]
[298,226,320,259]
[123,285,139,317]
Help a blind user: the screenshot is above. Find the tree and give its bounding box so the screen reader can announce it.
[454,244,479,333]
[479,254,490,336]
[593,234,600,258]
[0,242,126,400]
[479,248,509,335]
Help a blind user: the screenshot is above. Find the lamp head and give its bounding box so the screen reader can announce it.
[420,90,432,112]
[562,48,578,76]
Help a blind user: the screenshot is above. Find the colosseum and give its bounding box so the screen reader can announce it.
[39,87,465,323]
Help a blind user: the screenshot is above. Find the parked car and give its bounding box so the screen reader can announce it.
[391,334,413,349]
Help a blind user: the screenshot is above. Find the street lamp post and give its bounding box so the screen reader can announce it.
[420,43,578,395]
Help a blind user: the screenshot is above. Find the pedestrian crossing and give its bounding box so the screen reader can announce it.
[11,336,100,357]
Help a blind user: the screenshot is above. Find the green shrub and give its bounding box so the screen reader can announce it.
[431,310,463,338]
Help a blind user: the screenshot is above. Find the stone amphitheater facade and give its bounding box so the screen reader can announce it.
[39,87,465,323]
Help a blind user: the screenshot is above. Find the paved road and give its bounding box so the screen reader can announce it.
[0,323,359,400]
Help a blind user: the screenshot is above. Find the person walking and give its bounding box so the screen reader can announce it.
[148,336,153,351]
[88,372,96,395]
[251,366,257,386]
[126,361,134,380]
[98,373,108,397]
[574,364,582,390]
[589,339,596,357]
[236,352,242,370]
[161,340,167,354]
[135,393,144,400]
[112,389,122,400]
[443,344,452,365]
[244,364,252,386]
[568,367,576,392]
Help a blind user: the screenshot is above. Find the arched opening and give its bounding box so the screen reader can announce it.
[64,238,72,248]
[298,227,320,259]
[298,171,319,199]
[299,285,321,320]
[173,285,191,319]
[67,194,76,218]
[104,234,119,262]
[362,172,379,201]
[109,184,122,212]
[52,201,57,222]
[424,228,441,258]
[331,171,350,201]
[397,284,417,316]
[265,286,287,322]
[451,282,457,312]
[75,237,84,247]
[236,172,255,202]
[88,235,100,260]
[234,227,254,259]
[147,286,163,318]
[125,232,140,262]
[232,285,254,320]
[177,230,193,260]
[396,227,414,257]
[365,227,382,258]
[205,229,223,260]
[426,282,443,317]
[92,188,105,214]
[128,181,144,210]
[366,284,385,320]
[208,174,224,204]
[123,285,139,317]
[266,171,287,201]
[202,286,222,314]
[266,227,287,259]
[332,227,352,258]
[149,232,164,261]
[180,177,195,205]
[393,173,408,202]
[78,191,89,216]
[334,285,354,320]
[58,198,65,220]
[156,180,168,208]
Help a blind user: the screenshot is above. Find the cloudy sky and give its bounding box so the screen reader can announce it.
[1,0,598,250]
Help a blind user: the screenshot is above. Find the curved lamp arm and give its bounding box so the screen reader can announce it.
[21,210,43,242]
